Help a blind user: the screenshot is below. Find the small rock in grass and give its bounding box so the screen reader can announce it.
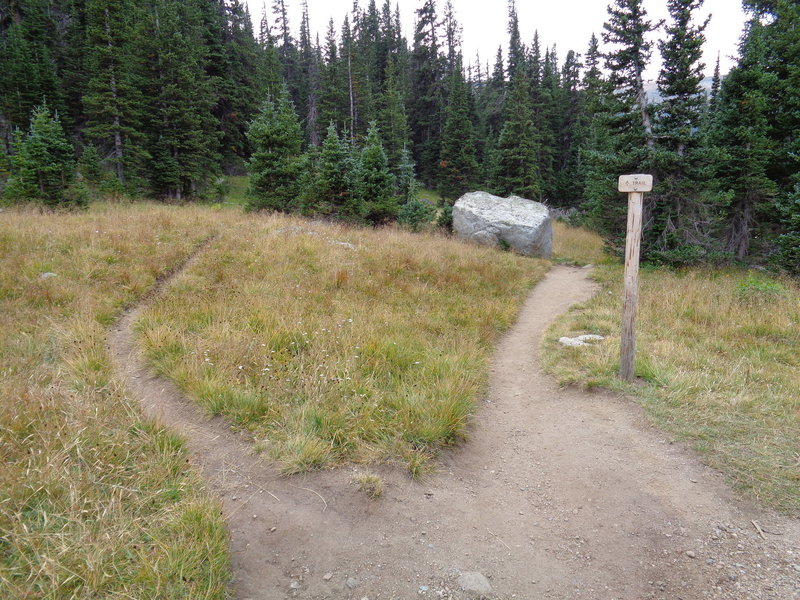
[322,573,333,581]
[686,550,697,559]
[39,272,58,279]
[559,334,605,347]
[458,572,492,596]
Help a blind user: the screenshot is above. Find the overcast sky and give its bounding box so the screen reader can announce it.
[245,0,749,82]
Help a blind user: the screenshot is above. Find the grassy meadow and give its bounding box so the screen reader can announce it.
[0,205,232,598]
[136,216,548,475]
[1,200,798,600]
[545,226,800,514]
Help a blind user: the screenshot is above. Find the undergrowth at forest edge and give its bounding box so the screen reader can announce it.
[543,242,800,514]
[137,215,547,476]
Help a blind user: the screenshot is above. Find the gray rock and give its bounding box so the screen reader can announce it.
[39,272,58,279]
[345,577,359,589]
[559,334,605,347]
[457,571,492,596]
[453,191,552,258]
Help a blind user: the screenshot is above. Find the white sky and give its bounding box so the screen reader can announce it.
[246,0,749,82]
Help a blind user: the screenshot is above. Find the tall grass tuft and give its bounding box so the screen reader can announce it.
[0,204,230,599]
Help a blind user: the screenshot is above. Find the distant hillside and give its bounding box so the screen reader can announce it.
[644,76,714,102]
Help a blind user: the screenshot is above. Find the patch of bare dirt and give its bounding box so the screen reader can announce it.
[109,263,800,600]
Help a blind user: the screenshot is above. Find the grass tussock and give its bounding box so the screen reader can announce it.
[0,204,230,599]
[137,215,548,475]
[353,472,384,499]
[551,219,608,266]
[542,263,800,514]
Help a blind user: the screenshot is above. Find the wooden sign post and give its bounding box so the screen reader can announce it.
[617,174,653,381]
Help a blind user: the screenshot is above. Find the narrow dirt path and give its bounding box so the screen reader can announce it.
[110,262,799,600]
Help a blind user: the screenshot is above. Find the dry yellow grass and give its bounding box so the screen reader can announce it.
[0,204,230,599]
[551,219,608,266]
[137,216,548,475]
[542,263,800,514]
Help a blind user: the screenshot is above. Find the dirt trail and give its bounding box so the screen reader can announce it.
[110,262,800,600]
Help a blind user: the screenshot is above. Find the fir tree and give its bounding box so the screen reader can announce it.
[507,0,524,80]
[397,145,420,204]
[358,121,397,224]
[438,57,478,202]
[83,0,144,186]
[139,0,220,199]
[649,0,711,256]
[409,0,444,184]
[315,122,362,219]
[4,104,78,206]
[246,85,305,212]
[583,0,659,246]
[319,19,347,130]
[710,19,777,260]
[603,0,659,151]
[551,49,583,205]
[491,72,541,199]
[377,57,411,176]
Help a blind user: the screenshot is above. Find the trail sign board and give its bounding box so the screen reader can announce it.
[617,174,652,381]
[618,174,653,193]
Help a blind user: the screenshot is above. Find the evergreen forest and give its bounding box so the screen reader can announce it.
[1,0,798,272]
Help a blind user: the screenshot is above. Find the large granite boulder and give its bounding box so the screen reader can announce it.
[452,191,553,258]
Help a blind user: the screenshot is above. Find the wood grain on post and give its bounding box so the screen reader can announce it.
[618,174,652,381]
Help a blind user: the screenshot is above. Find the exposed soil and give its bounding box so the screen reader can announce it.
[109,260,800,600]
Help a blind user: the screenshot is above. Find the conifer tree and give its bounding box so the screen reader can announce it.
[583,0,659,245]
[358,121,397,224]
[247,84,305,211]
[218,1,265,170]
[318,19,348,129]
[397,146,420,204]
[507,0,525,80]
[83,0,144,185]
[315,122,362,219]
[475,47,506,179]
[438,57,478,202]
[708,53,721,116]
[409,0,444,184]
[551,50,583,205]
[139,0,220,199]
[377,57,411,176]
[710,20,777,260]
[491,72,541,199]
[603,0,659,151]
[0,1,65,134]
[4,104,78,206]
[256,6,283,97]
[649,0,711,256]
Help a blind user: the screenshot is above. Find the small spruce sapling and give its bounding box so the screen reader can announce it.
[4,104,82,206]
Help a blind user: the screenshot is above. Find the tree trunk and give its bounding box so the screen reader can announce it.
[726,195,754,260]
[347,49,355,142]
[634,67,654,149]
[105,8,125,184]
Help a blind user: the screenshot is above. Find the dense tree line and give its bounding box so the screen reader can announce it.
[0,0,798,270]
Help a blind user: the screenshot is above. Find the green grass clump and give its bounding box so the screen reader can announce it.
[0,204,230,599]
[138,215,548,475]
[542,263,800,514]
